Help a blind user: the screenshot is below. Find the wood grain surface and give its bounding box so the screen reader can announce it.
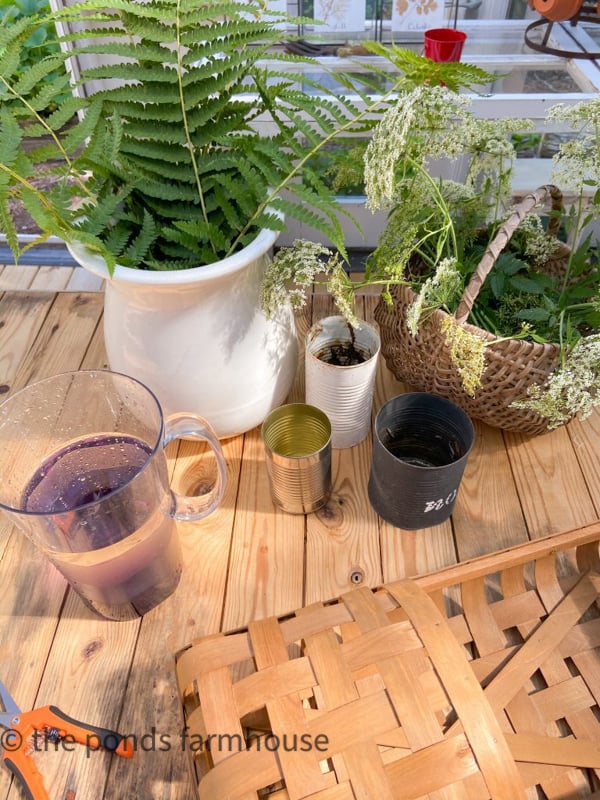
[0,282,599,800]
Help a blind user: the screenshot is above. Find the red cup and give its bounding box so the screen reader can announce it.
[423,28,467,62]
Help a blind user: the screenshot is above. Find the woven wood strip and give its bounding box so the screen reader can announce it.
[481,573,599,713]
[175,524,600,799]
[386,580,525,798]
[248,618,328,800]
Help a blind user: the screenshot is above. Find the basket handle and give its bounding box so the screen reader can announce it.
[454,184,564,325]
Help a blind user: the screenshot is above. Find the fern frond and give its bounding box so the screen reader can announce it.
[60,110,103,157]
[77,190,131,237]
[105,101,181,124]
[84,82,177,105]
[120,176,200,203]
[25,72,73,113]
[81,62,180,85]
[0,37,31,87]
[118,120,188,145]
[163,219,228,256]
[63,225,117,273]
[0,109,33,262]
[102,222,132,259]
[122,210,157,266]
[43,96,88,131]
[144,256,200,271]
[272,190,346,259]
[117,152,196,184]
[70,40,176,64]
[119,137,191,164]
[360,42,498,92]
[0,13,37,51]
[3,0,415,268]
[0,107,23,170]
[0,185,19,262]
[12,55,70,96]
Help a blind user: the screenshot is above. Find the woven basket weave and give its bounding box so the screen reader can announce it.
[175,522,600,799]
[374,184,572,436]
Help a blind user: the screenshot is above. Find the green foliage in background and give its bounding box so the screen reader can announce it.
[0,0,70,110]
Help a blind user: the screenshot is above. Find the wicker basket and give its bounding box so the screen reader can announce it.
[176,522,600,800]
[374,184,573,436]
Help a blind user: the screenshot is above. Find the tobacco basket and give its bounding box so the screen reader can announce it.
[176,522,600,799]
[374,184,573,436]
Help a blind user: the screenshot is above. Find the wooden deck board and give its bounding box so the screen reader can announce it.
[0,283,599,800]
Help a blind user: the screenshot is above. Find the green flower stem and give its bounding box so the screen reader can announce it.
[561,193,585,294]
[0,90,94,205]
[0,75,94,201]
[227,83,415,258]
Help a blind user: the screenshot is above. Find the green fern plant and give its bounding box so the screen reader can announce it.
[0,0,361,270]
[0,1,496,273]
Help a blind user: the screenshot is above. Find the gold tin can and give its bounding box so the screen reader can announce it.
[261,404,332,514]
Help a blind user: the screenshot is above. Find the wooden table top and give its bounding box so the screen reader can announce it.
[1,264,600,800]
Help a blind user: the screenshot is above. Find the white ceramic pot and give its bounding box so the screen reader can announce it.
[67,229,298,439]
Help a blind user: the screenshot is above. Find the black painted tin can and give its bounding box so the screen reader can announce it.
[368,393,475,530]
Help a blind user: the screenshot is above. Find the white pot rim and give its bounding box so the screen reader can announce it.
[66,225,280,285]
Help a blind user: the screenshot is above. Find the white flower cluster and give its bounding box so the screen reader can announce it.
[548,99,600,193]
[440,316,488,396]
[406,257,463,336]
[260,240,339,318]
[512,334,600,428]
[364,86,469,212]
[518,213,561,268]
[327,266,359,328]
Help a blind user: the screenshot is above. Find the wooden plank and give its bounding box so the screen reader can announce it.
[221,425,305,630]
[567,410,600,517]
[15,601,141,800]
[11,295,241,800]
[0,292,106,800]
[306,438,382,602]
[29,265,74,291]
[10,292,103,391]
[504,425,597,538]
[0,292,55,396]
[305,294,382,602]
[99,340,244,795]
[219,305,307,631]
[451,421,529,560]
[79,319,109,370]
[66,268,105,292]
[0,264,37,291]
[2,282,600,800]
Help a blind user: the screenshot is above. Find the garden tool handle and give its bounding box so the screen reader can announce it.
[454,184,564,325]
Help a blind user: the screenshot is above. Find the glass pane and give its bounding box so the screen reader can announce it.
[391,0,445,33]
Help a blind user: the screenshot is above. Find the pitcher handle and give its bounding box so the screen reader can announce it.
[163,413,227,520]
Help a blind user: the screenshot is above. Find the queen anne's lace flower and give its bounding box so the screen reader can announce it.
[547,99,600,192]
[261,240,340,317]
[406,258,463,335]
[512,334,600,428]
[517,213,561,267]
[364,86,470,211]
[440,316,488,396]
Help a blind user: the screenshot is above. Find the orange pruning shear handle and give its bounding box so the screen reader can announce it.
[1,682,133,800]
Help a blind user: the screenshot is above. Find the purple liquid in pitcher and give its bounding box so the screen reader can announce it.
[22,434,181,620]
